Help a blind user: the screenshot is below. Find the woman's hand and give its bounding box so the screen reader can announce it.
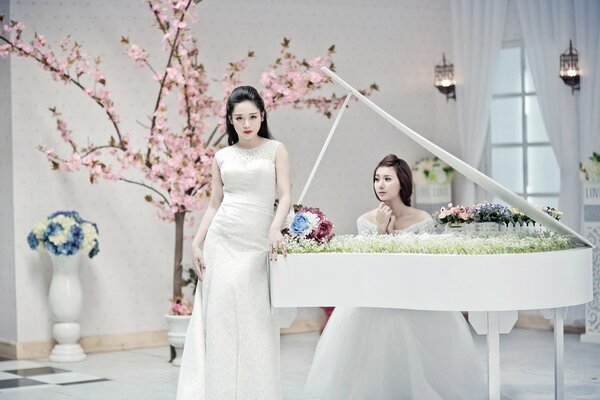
[386,214,397,234]
[269,227,287,262]
[376,203,393,234]
[192,243,205,281]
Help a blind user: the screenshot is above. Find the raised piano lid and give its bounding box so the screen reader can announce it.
[320,67,592,248]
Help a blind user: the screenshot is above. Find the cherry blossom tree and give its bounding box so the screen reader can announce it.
[0,0,377,301]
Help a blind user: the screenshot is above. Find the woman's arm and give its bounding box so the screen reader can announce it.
[191,158,224,278]
[269,144,292,260]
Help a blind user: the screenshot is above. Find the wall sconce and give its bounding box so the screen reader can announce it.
[559,39,580,94]
[434,53,456,101]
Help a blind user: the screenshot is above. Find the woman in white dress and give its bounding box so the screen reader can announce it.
[303,154,486,400]
[176,86,291,400]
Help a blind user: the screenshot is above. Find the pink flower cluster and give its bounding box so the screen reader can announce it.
[435,203,472,225]
[170,299,193,316]
[0,2,376,223]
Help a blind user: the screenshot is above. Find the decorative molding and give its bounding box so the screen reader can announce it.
[280,316,325,335]
[583,183,600,342]
[0,330,168,360]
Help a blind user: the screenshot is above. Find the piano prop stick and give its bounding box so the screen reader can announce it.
[271,68,593,400]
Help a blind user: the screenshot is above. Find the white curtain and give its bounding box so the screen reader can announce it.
[574,1,600,165]
[515,0,580,232]
[450,0,508,205]
[517,0,600,328]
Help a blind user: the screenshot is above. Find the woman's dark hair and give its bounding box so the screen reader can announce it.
[225,86,272,145]
[373,154,413,206]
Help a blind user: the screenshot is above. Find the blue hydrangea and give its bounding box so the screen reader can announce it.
[48,211,83,224]
[27,232,39,250]
[291,214,309,235]
[27,211,99,258]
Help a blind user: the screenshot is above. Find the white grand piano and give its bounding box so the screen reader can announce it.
[270,68,593,400]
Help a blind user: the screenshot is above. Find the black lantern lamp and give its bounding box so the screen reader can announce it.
[434,53,456,101]
[559,39,580,94]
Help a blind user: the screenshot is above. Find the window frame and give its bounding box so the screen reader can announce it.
[489,41,559,205]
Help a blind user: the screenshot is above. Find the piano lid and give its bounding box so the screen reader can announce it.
[306,67,591,248]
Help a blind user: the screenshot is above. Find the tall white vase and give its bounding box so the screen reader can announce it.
[48,252,87,362]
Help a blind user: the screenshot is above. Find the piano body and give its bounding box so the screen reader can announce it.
[270,68,593,400]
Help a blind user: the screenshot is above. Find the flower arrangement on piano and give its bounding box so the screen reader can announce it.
[434,203,563,228]
[283,231,575,255]
[412,157,454,185]
[434,203,472,225]
[540,206,563,221]
[579,152,600,182]
[27,211,99,258]
[470,202,512,224]
[283,205,334,243]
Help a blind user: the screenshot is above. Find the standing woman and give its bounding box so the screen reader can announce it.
[177,86,291,400]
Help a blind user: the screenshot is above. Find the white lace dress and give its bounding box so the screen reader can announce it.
[177,140,281,400]
[303,217,487,400]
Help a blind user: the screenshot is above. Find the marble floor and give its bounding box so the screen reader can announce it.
[0,328,599,399]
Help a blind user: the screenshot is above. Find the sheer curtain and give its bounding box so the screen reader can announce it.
[517,0,600,327]
[450,0,508,205]
[574,1,600,167]
[515,0,580,231]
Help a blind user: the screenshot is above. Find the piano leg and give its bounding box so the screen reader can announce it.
[541,307,568,400]
[468,310,518,400]
[488,311,500,400]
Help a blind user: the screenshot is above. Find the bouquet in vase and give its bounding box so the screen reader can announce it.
[413,157,454,185]
[579,152,600,182]
[27,211,99,258]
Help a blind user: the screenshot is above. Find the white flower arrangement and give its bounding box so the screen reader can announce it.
[413,156,454,185]
[283,231,574,255]
[580,152,600,182]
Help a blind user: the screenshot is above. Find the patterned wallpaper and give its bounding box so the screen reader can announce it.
[7,0,460,342]
[0,0,17,342]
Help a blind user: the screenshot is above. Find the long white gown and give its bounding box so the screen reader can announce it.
[177,140,281,400]
[303,217,487,400]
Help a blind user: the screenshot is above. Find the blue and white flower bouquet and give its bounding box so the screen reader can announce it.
[27,211,100,258]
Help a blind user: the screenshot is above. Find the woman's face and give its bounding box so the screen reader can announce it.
[374,166,401,202]
[230,100,263,143]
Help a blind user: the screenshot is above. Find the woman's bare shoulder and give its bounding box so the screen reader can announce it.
[359,209,378,224]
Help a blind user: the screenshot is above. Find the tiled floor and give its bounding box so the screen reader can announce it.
[0,328,599,399]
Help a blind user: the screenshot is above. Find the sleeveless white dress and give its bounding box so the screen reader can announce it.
[177,140,281,400]
[303,217,487,400]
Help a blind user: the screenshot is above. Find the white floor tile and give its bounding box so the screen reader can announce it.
[0,372,20,381]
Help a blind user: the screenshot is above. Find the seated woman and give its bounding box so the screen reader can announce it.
[303,154,486,400]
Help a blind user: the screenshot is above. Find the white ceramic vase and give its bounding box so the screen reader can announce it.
[164,314,191,366]
[48,252,87,362]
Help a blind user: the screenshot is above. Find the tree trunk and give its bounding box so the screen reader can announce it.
[170,211,186,362]
[173,211,185,299]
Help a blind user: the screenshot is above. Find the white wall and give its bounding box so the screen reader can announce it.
[0,0,17,343]
[5,0,456,344]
